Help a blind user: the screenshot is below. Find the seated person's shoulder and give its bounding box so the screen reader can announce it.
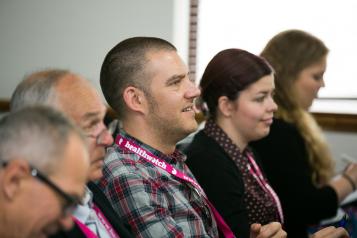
[103,145,146,179]
[250,117,305,154]
[185,130,234,168]
[268,118,301,138]
[271,118,296,130]
[184,130,218,154]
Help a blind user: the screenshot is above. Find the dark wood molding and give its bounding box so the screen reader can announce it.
[0,99,10,112]
[311,112,357,132]
[1,99,357,132]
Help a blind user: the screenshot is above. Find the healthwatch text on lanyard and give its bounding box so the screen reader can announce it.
[115,135,236,238]
[246,152,284,224]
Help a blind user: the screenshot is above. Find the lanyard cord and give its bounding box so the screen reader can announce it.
[246,153,284,224]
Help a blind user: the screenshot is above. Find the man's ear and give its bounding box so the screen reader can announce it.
[122,86,147,114]
[1,160,29,200]
[217,96,233,117]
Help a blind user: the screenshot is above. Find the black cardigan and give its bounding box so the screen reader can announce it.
[250,118,338,238]
[185,130,250,238]
[50,182,134,238]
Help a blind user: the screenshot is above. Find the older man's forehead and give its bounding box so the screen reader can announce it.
[55,75,105,120]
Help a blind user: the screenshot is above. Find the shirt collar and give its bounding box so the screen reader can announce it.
[72,186,93,222]
[204,119,252,157]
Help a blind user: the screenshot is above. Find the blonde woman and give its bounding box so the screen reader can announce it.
[251,29,357,238]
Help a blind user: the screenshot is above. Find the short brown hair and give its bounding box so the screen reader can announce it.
[100,37,176,119]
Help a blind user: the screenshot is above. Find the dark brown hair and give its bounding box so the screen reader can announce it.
[200,48,273,119]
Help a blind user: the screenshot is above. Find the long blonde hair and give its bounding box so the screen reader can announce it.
[261,29,334,185]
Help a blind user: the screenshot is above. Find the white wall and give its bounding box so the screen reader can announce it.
[324,131,357,173]
[197,0,357,98]
[0,0,189,100]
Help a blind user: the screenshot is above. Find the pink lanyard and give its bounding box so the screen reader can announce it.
[93,204,120,238]
[246,153,284,223]
[116,135,236,238]
[74,217,98,238]
[73,205,121,238]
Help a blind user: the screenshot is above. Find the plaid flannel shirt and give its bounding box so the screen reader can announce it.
[99,130,219,238]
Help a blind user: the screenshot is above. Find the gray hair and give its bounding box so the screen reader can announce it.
[10,69,70,112]
[0,106,86,174]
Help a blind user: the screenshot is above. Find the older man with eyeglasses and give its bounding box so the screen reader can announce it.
[0,106,90,238]
[10,69,134,238]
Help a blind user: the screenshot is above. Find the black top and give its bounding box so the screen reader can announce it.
[250,118,338,238]
[50,182,134,238]
[185,130,250,238]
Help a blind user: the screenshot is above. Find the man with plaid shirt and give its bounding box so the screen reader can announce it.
[98,37,286,238]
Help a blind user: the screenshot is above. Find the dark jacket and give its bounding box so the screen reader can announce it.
[50,182,134,238]
[250,118,338,238]
[185,130,250,238]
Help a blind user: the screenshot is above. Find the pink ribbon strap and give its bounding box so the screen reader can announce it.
[74,217,98,238]
[73,206,120,238]
[246,153,284,223]
[93,204,120,238]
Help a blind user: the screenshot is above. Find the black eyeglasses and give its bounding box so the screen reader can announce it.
[1,161,80,216]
